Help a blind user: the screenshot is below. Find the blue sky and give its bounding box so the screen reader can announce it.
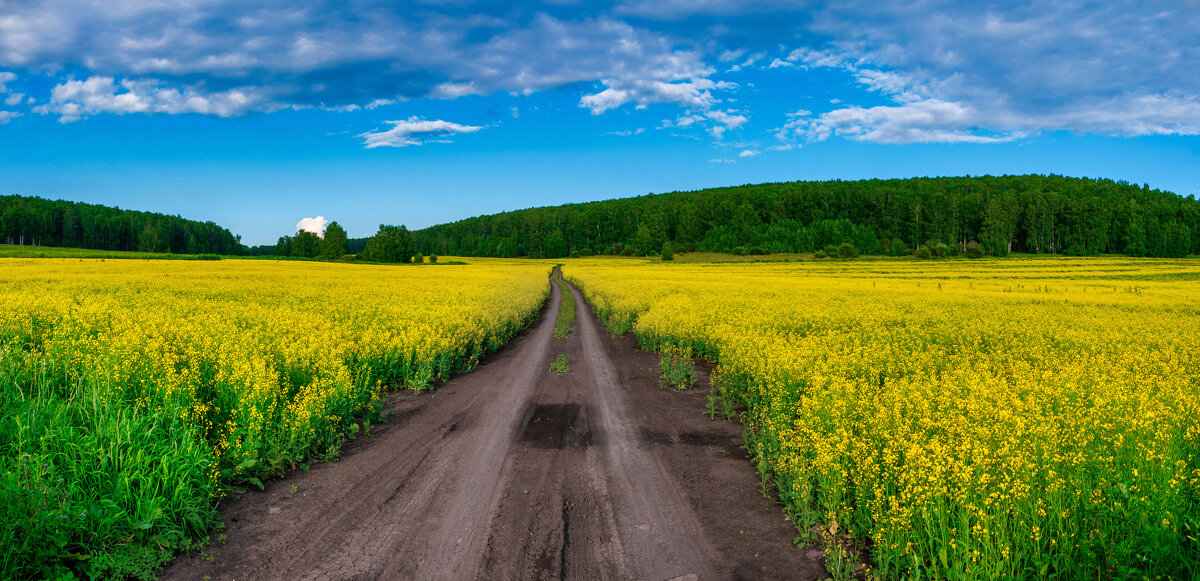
[1,1,1198,245]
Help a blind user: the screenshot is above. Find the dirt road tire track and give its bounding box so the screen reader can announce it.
[163,270,823,580]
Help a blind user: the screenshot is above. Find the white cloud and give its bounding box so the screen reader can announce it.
[4,93,22,106]
[359,116,484,148]
[767,58,794,69]
[580,77,724,114]
[704,109,748,139]
[34,76,270,123]
[709,157,735,163]
[738,149,759,157]
[659,108,748,140]
[718,48,745,62]
[790,99,1021,144]
[606,128,645,136]
[0,71,13,92]
[296,216,329,236]
[431,82,482,99]
[0,111,19,124]
[0,7,711,118]
[771,2,1200,142]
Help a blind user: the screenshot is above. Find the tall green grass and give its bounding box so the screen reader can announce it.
[553,270,576,340]
[0,350,216,579]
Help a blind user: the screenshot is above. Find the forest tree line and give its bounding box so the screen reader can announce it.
[0,195,244,255]
[407,175,1199,259]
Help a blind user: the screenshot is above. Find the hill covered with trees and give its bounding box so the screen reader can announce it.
[0,195,244,255]
[409,175,1198,259]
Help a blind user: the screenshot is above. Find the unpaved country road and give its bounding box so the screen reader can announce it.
[164,271,823,580]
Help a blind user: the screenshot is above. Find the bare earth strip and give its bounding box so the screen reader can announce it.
[163,272,822,580]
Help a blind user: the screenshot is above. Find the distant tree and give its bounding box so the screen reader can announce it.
[543,231,568,259]
[632,224,655,256]
[274,235,292,256]
[661,240,675,261]
[361,224,412,263]
[291,230,322,258]
[965,241,985,258]
[429,254,438,263]
[321,221,349,260]
[838,242,858,259]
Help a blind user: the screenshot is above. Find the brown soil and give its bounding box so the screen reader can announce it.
[161,272,824,580]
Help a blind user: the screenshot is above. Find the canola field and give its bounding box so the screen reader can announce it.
[0,258,550,578]
[565,257,1200,580]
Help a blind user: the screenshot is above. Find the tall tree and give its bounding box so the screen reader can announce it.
[361,224,412,263]
[322,221,349,260]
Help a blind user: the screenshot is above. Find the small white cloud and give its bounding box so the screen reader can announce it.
[431,82,483,99]
[359,116,484,148]
[606,128,645,136]
[768,58,795,69]
[738,149,759,157]
[718,48,746,62]
[799,99,1022,144]
[4,93,23,106]
[709,158,736,163]
[510,106,520,118]
[705,109,748,139]
[0,72,14,92]
[580,77,725,115]
[296,216,329,236]
[34,76,269,123]
[0,111,20,124]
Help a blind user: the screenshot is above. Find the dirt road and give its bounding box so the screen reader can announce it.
[163,272,822,580]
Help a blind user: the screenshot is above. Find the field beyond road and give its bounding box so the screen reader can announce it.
[565,256,1200,579]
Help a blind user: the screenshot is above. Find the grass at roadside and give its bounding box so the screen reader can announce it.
[553,270,576,340]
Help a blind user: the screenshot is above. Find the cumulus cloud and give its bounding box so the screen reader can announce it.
[792,99,1022,144]
[580,78,729,114]
[660,108,748,140]
[1,0,1199,146]
[738,149,759,157]
[296,216,329,236]
[0,111,19,124]
[769,2,1200,143]
[0,4,711,117]
[359,116,484,148]
[34,76,269,122]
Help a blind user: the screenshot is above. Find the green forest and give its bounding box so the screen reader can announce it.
[0,196,243,255]
[407,175,1199,259]
[7,175,1199,260]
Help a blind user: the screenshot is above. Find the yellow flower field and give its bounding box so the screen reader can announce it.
[565,257,1200,579]
[0,258,550,578]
